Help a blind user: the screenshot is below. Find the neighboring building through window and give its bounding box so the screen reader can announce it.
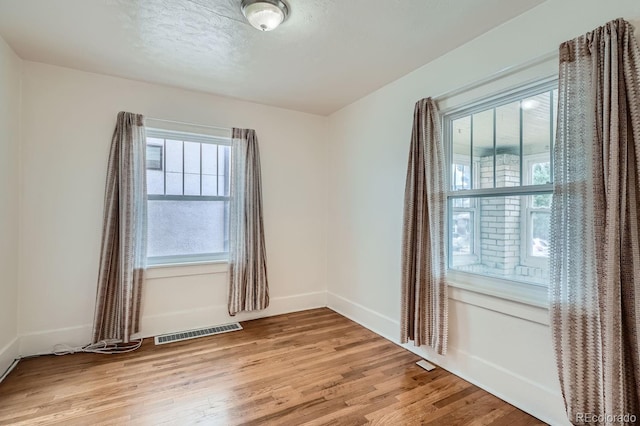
[146,128,231,264]
[146,144,163,170]
[445,81,557,286]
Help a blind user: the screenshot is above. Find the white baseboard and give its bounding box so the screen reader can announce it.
[19,324,92,357]
[136,290,327,339]
[0,336,20,382]
[19,291,327,357]
[327,291,400,342]
[326,291,570,426]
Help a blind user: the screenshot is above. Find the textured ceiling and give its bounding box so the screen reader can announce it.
[0,0,544,115]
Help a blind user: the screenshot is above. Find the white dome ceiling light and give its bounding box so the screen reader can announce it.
[241,0,289,32]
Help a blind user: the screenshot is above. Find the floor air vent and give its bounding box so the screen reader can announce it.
[154,322,243,345]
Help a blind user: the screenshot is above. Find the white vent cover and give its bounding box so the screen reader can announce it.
[416,359,436,372]
[154,322,242,345]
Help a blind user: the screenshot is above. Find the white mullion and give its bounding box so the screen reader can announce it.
[448,184,553,199]
[148,195,230,202]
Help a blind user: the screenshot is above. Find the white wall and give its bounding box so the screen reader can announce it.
[18,62,328,355]
[326,1,640,425]
[0,36,21,377]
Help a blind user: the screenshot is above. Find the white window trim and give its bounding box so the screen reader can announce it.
[146,260,229,279]
[145,127,231,266]
[443,79,557,301]
[147,253,229,267]
[447,269,549,309]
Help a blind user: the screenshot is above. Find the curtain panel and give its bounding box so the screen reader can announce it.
[400,97,448,355]
[550,18,640,424]
[228,128,269,316]
[93,111,147,343]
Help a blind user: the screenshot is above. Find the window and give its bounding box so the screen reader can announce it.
[444,81,557,286]
[146,128,231,265]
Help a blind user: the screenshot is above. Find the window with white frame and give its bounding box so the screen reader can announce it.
[146,128,231,265]
[444,81,557,286]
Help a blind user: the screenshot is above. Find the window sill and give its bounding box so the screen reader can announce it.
[146,260,229,279]
[447,270,550,325]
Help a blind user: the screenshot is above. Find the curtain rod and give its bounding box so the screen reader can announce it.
[434,50,558,101]
[146,117,232,132]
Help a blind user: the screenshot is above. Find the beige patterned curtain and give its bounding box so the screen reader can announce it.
[550,18,640,424]
[228,128,269,316]
[400,98,448,355]
[93,112,147,343]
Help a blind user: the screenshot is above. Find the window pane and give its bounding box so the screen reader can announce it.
[184,142,200,174]
[184,173,200,196]
[532,192,552,209]
[165,172,181,195]
[146,140,165,195]
[202,175,217,196]
[450,195,550,285]
[147,169,164,195]
[495,101,520,188]
[452,210,473,255]
[451,116,471,190]
[531,162,550,186]
[522,92,551,185]
[147,200,228,258]
[146,144,163,170]
[164,139,183,195]
[202,143,218,176]
[452,164,470,190]
[184,142,200,195]
[473,110,494,189]
[531,211,550,257]
[165,139,183,173]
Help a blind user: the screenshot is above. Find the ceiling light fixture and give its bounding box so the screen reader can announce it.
[241,0,289,32]
[521,99,540,110]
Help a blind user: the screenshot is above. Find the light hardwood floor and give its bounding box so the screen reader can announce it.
[0,308,545,425]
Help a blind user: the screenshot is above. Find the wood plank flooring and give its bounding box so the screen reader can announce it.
[0,308,545,425]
